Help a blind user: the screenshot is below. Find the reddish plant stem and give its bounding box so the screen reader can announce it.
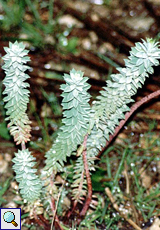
[76,90,160,222]
[39,215,50,226]
[80,134,92,217]
[33,209,50,230]
[21,141,26,150]
[97,89,160,158]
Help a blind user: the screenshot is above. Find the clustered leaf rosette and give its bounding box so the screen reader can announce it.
[2,41,31,145]
[45,69,91,175]
[12,149,42,202]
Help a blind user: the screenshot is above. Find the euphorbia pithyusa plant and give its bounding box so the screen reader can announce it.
[2,42,42,202]
[2,39,160,227]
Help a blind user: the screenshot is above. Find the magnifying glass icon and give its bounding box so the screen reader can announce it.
[3,211,18,227]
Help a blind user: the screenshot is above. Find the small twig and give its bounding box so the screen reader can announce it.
[80,134,92,217]
[105,187,142,230]
[123,162,140,225]
[123,161,130,195]
[49,174,64,229]
[50,173,69,230]
[50,176,66,230]
[50,197,64,230]
[98,89,160,158]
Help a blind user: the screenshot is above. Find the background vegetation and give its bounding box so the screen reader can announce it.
[0,0,160,229]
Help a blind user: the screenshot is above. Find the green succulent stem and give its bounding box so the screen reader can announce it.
[98,88,160,158]
[87,38,160,158]
[2,38,160,213]
[72,38,160,204]
[2,41,31,145]
[2,41,42,202]
[44,69,92,175]
[12,149,42,202]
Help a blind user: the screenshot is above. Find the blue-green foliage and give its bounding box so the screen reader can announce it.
[2,39,160,206]
[2,41,31,145]
[12,149,42,202]
[2,41,42,203]
[88,38,160,157]
[72,39,160,200]
[45,69,92,175]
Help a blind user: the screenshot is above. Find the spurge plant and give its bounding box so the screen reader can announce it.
[2,38,160,228]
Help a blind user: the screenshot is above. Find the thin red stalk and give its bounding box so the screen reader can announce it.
[33,209,49,230]
[97,89,160,158]
[80,134,92,217]
[39,215,50,226]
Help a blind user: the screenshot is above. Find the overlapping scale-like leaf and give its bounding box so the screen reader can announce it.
[71,38,160,203]
[45,69,91,175]
[2,41,31,145]
[2,41,42,203]
[88,38,160,159]
[12,149,42,202]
